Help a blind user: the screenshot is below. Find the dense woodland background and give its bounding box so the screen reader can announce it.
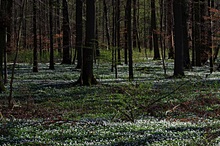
[0,0,219,84]
[0,0,220,145]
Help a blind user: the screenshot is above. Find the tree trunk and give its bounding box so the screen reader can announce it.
[133,0,137,48]
[194,0,201,66]
[143,0,147,50]
[49,0,54,70]
[75,0,83,69]
[173,0,184,76]
[124,3,128,65]
[33,0,38,72]
[167,0,174,59]
[0,0,6,92]
[79,0,97,86]
[116,0,121,64]
[103,0,110,50]
[200,0,207,65]
[151,0,160,60]
[5,0,13,83]
[56,0,62,55]
[182,0,191,69]
[62,0,71,64]
[127,0,133,80]
[111,0,116,72]
[208,0,214,73]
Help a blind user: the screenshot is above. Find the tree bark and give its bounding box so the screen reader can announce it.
[127,0,133,80]
[103,0,110,50]
[173,0,184,76]
[0,0,6,92]
[49,0,54,70]
[75,0,83,69]
[124,3,128,65]
[79,0,97,86]
[56,0,62,55]
[33,0,38,72]
[167,0,174,59]
[182,0,191,69]
[62,0,71,64]
[151,0,160,60]
[208,0,214,73]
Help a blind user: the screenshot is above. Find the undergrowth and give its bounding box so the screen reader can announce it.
[0,50,220,145]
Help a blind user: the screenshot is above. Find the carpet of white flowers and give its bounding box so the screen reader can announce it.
[1,117,220,145]
[0,60,220,145]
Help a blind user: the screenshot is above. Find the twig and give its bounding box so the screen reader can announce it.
[146,79,190,110]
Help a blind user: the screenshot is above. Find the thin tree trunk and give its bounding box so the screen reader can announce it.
[133,0,137,48]
[167,0,174,59]
[111,0,116,72]
[191,1,195,66]
[208,0,214,73]
[143,0,147,58]
[103,0,110,50]
[117,0,121,64]
[56,0,62,55]
[33,0,38,72]
[124,5,128,64]
[49,0,54,70]
[160,0,166,75]
[8,0,25,108]
[0,21,5,90]
[127,0,133,80]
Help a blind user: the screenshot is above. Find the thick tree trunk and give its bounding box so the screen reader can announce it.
[79,0,97,86]
[194,0,201,66]
[62,0,71,64]
[151,0,160,60]
[182,1,191,69]
[167,0,174,59]
[75,0,83,69]
[173,0,184,76]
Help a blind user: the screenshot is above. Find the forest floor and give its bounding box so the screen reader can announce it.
[0,57,220,145]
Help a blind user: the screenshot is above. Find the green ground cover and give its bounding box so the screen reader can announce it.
[0,50,220,145]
